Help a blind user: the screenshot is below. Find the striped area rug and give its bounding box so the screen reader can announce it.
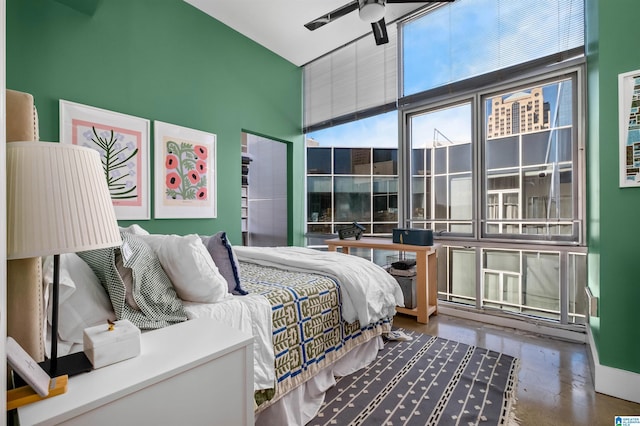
[310,330,520,426]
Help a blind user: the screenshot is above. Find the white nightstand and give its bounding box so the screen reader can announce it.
[18,319,254,426]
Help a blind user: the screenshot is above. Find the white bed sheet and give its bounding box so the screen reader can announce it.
[234,246,405,325]
[182,293,275,392]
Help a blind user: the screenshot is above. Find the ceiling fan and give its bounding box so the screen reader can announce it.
[304,0,454,45]
[305,0,453,46]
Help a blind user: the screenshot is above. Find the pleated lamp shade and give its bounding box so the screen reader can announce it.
[7,141,122,259]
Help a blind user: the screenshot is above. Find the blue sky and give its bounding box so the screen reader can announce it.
[306,0,582,148]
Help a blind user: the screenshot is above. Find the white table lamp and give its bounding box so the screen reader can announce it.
[7,141,122,377]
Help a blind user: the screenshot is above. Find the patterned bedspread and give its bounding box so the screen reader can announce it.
[239,262,392,411]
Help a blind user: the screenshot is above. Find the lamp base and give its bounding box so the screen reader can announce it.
[14,352,93,388]
[40,351,94,377]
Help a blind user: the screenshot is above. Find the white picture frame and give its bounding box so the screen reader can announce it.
[618,69,640,188]
[59,100,150,219]
[153,121,217,219]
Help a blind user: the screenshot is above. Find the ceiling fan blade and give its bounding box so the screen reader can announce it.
[304,1,359,31]
[385,0,454,3]
[371,18,389,45]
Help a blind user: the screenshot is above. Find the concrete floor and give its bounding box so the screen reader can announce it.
[393,313,640,426]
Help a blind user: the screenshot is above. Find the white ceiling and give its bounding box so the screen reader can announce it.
[184,0,431,67]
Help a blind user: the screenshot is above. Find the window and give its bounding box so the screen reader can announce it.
[409,72,585,324]
[408,102,473,235]
[402,0,584,96]
[483,79,578,241]
[306,112,398,246]
[303,0,586,326]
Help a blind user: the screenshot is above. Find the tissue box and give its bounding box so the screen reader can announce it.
[392,228,434,246]
[83,319,141,369]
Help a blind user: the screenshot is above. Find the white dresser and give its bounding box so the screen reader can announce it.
[18,319,254,426]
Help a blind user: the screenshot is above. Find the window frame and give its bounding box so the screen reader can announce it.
[399,60,586,248]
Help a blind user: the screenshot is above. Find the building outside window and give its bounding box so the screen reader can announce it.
[306,112,399,248]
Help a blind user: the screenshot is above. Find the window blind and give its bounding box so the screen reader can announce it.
[304,24,397,132]
[402,0,585,96]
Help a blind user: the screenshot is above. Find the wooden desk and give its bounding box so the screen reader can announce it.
[325,237,439,324]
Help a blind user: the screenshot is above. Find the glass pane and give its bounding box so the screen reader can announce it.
[307,147,331,174]
[503,274,520,304]
[523,168,552,219]
[484,272,500,301]
[451,249,475,300]
[435,222,448,233]
[523,251,560,312]
[409,103,471,227]
[334,176,371,222]
[483,77,578,242]
[484,250,519,273]
[412,148,425,175]
[434,147,447,175]
[306,111,398,148]
[522,131,552,166]
[568,253,587,323]
[334,148,371,174]
[307,176,332,222]
[373,223,396,234]
[307,224,332,234]
[403,0,584,95]
[553,79,574,127]
[487,170,519,190]
[373,177,398,222]
[450,223,473,233]
[411,176,427,220]
[523,166,574,222]
[434,175,448,219]
[522,128,573,166]
[373,149,397,175]
[559,168,573,218]
[449,143,472,173]
[450,174,472,220]
[486,136,519,169]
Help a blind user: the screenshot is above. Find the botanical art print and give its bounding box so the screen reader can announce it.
[164,142,209,201]
[59,100,150,219]
[154,121,216,219]
[619,69,640,187]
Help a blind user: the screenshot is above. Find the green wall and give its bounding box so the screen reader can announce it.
[586,0,640,374]
[6,0,305,246]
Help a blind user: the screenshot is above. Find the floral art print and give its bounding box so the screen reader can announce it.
[154,121,216,218]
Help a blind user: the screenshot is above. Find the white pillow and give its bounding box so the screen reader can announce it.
[139,234,229,303]
[43,253,116,344]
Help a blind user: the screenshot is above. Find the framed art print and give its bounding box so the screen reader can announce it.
[59,100,150,219]
[153,121,217,219]
[618,69,640,188]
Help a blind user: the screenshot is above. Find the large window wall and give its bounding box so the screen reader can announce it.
[304,0,586,327]
[405,73,585,324]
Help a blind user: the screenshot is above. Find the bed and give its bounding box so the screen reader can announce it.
[6,89,405,426]
[24,229,404,425]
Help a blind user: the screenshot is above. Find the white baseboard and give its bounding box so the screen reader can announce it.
[586,326,640,404]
